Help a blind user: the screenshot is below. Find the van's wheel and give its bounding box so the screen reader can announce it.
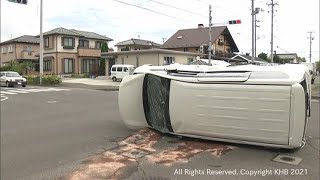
[6,81,10,87]
[22,85,26,87]
[112,77,117,82]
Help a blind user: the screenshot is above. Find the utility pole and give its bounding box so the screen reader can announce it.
[208,5,212,65]
[251,0,255,63]
[39,0,43,84]
[162,37,167,44]
[254,8,261,58]
[307,31,314,63]
[268,0,278,63]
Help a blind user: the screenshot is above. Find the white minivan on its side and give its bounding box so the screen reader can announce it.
[110,64,135,82]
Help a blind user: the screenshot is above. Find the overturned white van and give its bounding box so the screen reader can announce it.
[119,64,311,149]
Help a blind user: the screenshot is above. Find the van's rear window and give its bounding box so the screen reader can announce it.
[143,74,173,133]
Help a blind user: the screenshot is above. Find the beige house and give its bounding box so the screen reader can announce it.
[162,24,239,58]
[274,53,298,63]
[40,27,113,75]
[115,38,161,51]
[102,49,200,76]
[0,35,39,66]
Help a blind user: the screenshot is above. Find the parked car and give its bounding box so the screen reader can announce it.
[0,71,27,87]
[119,64,311,149]
[110,64,135,82]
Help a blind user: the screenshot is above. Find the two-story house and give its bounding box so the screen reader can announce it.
[115,38,161,51]
[0,35,39,66]
[161,24,239,58]
[41,27,113,75]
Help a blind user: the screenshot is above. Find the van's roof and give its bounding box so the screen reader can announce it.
[112,64,135,67]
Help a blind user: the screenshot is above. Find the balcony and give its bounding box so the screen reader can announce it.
[20,51,38,60]
[78,46,101,57]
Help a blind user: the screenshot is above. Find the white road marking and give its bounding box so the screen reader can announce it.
[6,90,30,94]
[0,91,17,95]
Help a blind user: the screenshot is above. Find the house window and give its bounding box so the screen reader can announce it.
[164,56,175,64]
[44,37,49,48]
[218,39,224,45]
[44,60,52,71]
[82,59,96,73]
[64,58,74,73]
[1,46,7,54]
[8,45,13,53]
[62,37,74,48]
[79,39,89,48]
[95,41,101,48]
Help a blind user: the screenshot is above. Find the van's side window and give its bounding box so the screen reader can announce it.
[111,67,116,71]
[124,67,128,72]
[117,67,122,72]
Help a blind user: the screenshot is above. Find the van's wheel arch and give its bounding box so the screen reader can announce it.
[112,77,117,82]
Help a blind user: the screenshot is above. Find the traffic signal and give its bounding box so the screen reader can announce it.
[7,0,28,5]
[228,20,241,25]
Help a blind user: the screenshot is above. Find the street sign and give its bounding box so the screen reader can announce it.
[7,0,28,5]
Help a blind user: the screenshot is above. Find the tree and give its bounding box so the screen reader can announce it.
[316,60,320,72]
[258,52,268,61]
[98,42,109,75]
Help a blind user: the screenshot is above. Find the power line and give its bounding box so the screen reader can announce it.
[111,0,186,22]
[149,0,208,18]
[267,0,278,63]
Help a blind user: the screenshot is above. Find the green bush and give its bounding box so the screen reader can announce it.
[0,61,31,75]
[25,75,61,85]
[70,73,90,78]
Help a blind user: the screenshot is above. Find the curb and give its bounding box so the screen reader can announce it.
[60,83,119,91]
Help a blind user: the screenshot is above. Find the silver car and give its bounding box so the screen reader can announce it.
[0,71,27,87]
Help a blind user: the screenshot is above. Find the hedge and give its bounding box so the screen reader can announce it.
[25,75,62,85]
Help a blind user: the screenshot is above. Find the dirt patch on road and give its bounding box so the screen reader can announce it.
[66,128,234,180]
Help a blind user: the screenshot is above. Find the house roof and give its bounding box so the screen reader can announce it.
[231,54,268,62]
[115,38,161,47]
[0,35,39,45]
[162,26,239,52]
[41,27,113,41]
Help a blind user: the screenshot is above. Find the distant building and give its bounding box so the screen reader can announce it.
[231,54,268,64]
[0,35,39,66]
[102,49,200,76]
[274,53,298,63]
[162,25,239,58]
[115,38,161,52]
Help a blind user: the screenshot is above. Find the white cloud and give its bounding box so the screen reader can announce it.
[1,0,319,61]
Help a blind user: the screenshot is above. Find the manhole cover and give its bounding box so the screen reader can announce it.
[273,155,302,165]
[138,176,171,180]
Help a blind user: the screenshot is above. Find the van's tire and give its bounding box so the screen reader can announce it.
[22,85,26,87]
[311,79,315,84]
[112,77,117,82]
[6,81,10,87]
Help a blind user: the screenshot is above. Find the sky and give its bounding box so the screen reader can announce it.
[1,0,319,62]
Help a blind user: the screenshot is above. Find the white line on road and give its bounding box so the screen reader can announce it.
[6,90,30,94]
[0,91,17,95]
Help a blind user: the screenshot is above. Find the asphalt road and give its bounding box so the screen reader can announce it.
[0,86,135,180]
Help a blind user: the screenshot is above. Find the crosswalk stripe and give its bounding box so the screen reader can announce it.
[0,91,17,95]
[6,90,30,94]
